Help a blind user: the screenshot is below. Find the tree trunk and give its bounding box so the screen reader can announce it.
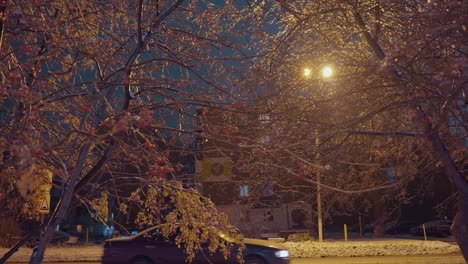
[452,193,468,262]
[372,196,387,238]
[372,205,386,238]
[28,143,92,264]
[426,125,468,262]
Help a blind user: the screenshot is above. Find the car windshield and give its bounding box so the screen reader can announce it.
[132,226,159,238]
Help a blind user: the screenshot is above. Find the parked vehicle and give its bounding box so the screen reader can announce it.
[102,226,290,264]
[409,220,452,237]
[385,221,418,235]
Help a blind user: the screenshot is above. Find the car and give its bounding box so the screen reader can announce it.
[102,226,290,264]
[409,220,452,237]
[385,221,418,235]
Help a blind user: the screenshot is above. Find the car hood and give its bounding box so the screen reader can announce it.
[243,238,287,250]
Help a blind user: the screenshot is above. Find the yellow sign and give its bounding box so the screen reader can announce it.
[198,158,233,182]
[39,196,50,213]
[38,169,53,214]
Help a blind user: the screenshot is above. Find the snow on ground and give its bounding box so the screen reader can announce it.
[284,240,461,258]
[0,246,103,262]
[0,238,461,262]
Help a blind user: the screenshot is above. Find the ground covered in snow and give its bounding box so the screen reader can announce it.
[0,238,462,262]
[284,240,460,258]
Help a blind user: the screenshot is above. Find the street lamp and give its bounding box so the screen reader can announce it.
[315,129,322,243]
[322,66,333,78]
[303,66,333,79]
[303,65,333,242]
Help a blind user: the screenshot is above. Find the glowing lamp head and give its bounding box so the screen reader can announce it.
[304,68,311,77]
[322,66,333,78]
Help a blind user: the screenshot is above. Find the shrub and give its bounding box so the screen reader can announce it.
[287,231,314,242]
[0,217,23,247]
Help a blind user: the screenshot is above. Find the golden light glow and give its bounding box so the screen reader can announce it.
[322,66,333,78]
[304,68,311,77]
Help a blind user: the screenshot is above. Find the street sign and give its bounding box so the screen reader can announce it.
[37,169,53,214]
[39,196,50,213]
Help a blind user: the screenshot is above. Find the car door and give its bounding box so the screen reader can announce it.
[192,242,236,264]
[138,232,187,264]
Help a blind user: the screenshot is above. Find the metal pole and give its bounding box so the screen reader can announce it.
[315,129,323,242]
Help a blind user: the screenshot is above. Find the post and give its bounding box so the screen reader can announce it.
[315,129,323,242]
[86,227,89,244]
[40,214,45,241]
[423,224,427,241]
[344,224,348,241]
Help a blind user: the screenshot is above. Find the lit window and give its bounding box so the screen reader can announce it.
[261,135,271,144]
[259,114,271,124]
[240,185,249,197]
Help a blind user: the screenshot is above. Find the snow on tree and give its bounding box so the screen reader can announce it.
[233,0,466,260]
[0,0,268,263]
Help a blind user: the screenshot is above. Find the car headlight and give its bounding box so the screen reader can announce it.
[274,250,289,258]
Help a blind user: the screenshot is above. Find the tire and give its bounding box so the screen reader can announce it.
[244,256,266,264]
[131,257,153,264]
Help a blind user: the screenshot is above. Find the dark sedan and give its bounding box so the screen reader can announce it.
[410,220,452,237]
[102,226,290,264]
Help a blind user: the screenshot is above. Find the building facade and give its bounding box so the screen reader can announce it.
[194,108,315,238]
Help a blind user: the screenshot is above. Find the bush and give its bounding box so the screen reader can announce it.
[287,231,314,242]
[0,217,23,247]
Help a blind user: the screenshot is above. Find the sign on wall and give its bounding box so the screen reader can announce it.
[196,158,233,182]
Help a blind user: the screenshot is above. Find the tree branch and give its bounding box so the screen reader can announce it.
[348,130,423,137]
[73,139,116,196]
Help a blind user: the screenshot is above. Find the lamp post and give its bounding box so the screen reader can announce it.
[315,128,322,242]
[303,66,333,242]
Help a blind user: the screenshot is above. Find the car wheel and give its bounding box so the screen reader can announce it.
[131,257,153,264]
[244,256,266,264]
[438,231,449,237]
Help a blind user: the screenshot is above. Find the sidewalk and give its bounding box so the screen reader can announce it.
[0,246,103,263]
